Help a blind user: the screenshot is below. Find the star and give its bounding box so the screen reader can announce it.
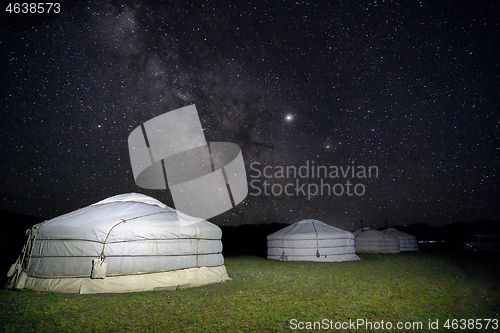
[0,0,497,229]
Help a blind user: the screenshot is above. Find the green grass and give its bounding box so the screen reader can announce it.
[1,250,499,332]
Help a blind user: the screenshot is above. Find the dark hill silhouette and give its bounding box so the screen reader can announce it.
[392,220,500,245]
[220,222,289,257]
[0,211,45,288]
[220,220,500,257]
[2,212,498,290]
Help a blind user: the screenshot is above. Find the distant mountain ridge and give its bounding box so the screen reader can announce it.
[0,211,45,288]
[1,210,498,285]
[390,220,500,244]
[221,219,500,256]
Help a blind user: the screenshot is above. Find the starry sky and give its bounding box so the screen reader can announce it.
[1,0,499,230]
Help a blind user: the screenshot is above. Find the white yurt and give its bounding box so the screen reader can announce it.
[267,219,359,262]
[353,227,400,254]
[382,228,419,251]
[6,193,230,294]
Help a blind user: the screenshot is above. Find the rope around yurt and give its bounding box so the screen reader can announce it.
[7,206,204,284]
[94,209,203,278]
[279,222,300,261]
[6,224,40,290]
[312,221,320,257]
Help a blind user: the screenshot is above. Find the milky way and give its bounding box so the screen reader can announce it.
[1,0,498,230]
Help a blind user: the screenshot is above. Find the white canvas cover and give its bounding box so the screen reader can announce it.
[353,227,400,254]
[6,193,230,294]
[382,228,418,251]
[267,219,359,262]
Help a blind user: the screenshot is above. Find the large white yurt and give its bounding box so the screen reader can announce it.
[6,193,230,294]
[267,219,359,262]
[353,227,400,254]
[382,228,419,251]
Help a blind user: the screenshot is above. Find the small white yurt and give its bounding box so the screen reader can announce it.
[267,219,359,262]
[353,227,400,254]
[6,193,230,294]
[382,228,418,251]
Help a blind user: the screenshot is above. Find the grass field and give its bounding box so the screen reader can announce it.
[1,248,499,332]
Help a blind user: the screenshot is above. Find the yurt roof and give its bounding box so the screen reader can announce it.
[382,228,417,239]
[92,192,167,208]
[267,219,353,240]
[33,193,219,242]
[353,227,398,241]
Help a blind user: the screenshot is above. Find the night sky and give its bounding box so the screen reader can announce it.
[1,0,499,230]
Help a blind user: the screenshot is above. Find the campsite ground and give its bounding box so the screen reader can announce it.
[1,246,499,332]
